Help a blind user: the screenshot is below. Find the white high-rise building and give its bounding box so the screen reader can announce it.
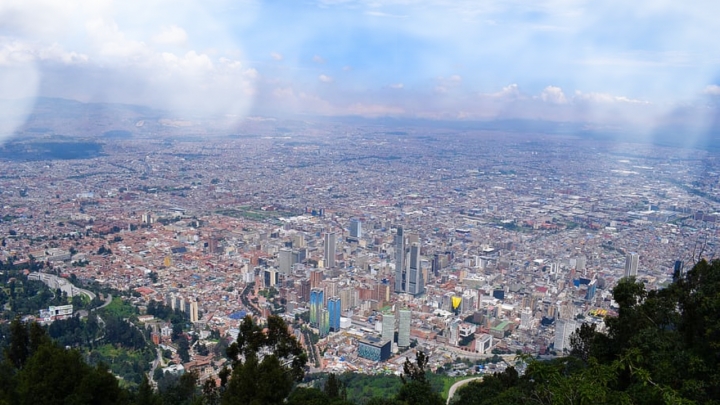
[381,313,395,344]
[554,319,578,353]
[520,307,533,330]
[625,252,639,278]
[278,248,293,275]
[190,299,199,323]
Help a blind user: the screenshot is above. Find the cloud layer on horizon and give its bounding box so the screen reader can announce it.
[2,0,720,140]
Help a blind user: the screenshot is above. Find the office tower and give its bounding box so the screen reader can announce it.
[349,218,362,238]
[381,313,395,343]
[278,248,292,275]
[624,252,639,278]
[264,268,278,287]
[298,278,311,303]
[327,297,341,332]
[393,227,424,296]
[586,279,597,301]
[310,270,323,288]
[208,235,219,255]
[407,242,424,295]
[324,232,337,268]
[673,260,684,281]
[189,299,199,323]
[520,307,532,330]
[319,309,330,337]
[293,248,307,265]
[292,233,306,248]
[554,319,578,353]
[310,288,324,326]
[432,253,442,277]
[339,287,352,311]
[576,255,587,272]
[398,309,411,347]
[394,227,405,293]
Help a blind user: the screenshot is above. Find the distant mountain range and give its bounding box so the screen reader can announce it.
[3,97,719,151]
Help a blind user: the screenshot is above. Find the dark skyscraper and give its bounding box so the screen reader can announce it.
[324,232,336,268]
[394,227,424,296]
[407,242,424,295]
[349,218,362,238]
[394,226,405,293]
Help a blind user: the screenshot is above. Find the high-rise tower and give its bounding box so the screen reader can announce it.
[324,232,337,268]
[327,296,341,332]
[394,227,423,296]
[394,227,405,293]
[624,252,639,278]
[407,242,424,295]
[310,288,324,326]
[349,219,362,238]
[381,313,395,344]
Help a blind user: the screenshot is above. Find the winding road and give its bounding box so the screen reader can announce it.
[446,377,482,404]
[28,272,96,301]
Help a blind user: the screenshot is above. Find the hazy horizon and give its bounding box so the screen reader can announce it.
[2,0,720,143]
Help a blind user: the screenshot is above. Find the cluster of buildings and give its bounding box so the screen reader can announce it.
[2,123,720,377]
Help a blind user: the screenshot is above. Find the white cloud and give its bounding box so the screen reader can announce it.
[365,10,407,18]
[152,25,188,46]
[85,18,150,60]
[318,74,333,83]
[540,86,567,104]
[271,52,283,61]
[313,55,326,64]
[703,84,720,96]
[487,83,520,99]
[389,83,404,89]
[573,91,649,104]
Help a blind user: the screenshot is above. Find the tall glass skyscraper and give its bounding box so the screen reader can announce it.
[381,313,395,344]
[319,309,330,337]
[327,296,341,332]
[310,288,324,326]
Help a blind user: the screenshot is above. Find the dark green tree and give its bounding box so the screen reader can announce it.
[324,373,342,399]
[220,315,307,405]
[135,374,162,405]
[396,351,443,405]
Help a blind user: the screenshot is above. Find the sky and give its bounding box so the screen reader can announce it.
[1,0,720,138]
